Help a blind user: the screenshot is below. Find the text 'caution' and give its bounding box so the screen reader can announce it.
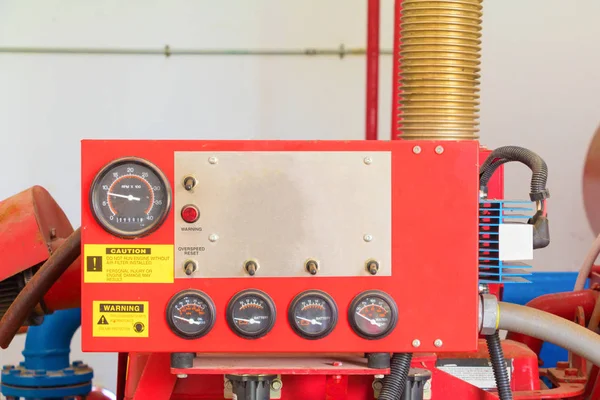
[84,244,173,283]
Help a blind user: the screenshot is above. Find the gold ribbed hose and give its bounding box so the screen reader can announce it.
[398,0,483,140]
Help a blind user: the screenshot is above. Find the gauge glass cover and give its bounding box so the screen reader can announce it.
[289,290,337,339]
[166,290,216,339]
[227,290,276,339]
[349,290,398,339]
[90,157,171,238]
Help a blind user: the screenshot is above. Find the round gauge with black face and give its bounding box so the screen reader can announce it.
[227,290,276,339]
[166,290,216,339]
[90,157,171,238]
[289,290,337,340]
[349,290,398,340]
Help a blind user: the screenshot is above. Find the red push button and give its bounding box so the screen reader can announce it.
[181,205,200,223]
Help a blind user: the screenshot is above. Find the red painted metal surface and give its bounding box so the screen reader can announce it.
[0,186,73,281]
[391,0,402,139]
[365,0,380,141]
[44,238,81,311]
[81,140,480,354]
[125,340,586,399]
[507,290,599,356]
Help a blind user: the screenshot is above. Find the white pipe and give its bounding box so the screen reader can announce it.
[0,45,393,57]
[498,302,600,366]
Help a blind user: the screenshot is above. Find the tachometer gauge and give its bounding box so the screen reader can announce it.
[289,290,337,340]
[349,290,397,339]
[226,290,276,339]
[90,157,171,238]
[166,290,216,339]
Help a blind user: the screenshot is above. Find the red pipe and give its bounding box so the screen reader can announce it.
[507,290,599,356]
[391,0,402,139]
[365,0,380,140]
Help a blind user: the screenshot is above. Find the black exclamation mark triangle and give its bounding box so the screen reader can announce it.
[97,315,109,325]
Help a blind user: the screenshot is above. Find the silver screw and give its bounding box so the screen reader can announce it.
[364,156,373,165]
[177,374,188,379]
[412,339,421,348]
[435,145,444,154]
[374,374,384,379]
[271,378,283,391]
[209,233,219,242]
[434,339,443,348]
[208,156,218,165]
[413,145,421,154]
[363,234,373,242]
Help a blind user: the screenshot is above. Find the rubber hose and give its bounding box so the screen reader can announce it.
[574,233,600,291]
[498,302,600,366]
[379,353,412,400]
[480,146,548,196]
[486,331,513,400]
[480,158,508,188]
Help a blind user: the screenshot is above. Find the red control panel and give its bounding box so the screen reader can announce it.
[81,140,479,353]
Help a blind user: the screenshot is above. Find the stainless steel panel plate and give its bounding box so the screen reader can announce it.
[174,151,391,278]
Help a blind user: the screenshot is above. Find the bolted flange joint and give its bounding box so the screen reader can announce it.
[479,294,499,336]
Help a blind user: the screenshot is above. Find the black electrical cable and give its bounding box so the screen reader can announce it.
[379,353,412,400]
[479,146,548,200]
[486,331,513,400]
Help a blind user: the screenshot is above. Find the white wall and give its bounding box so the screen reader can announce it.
[0,0,599,394]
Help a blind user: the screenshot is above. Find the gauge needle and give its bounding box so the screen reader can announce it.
[234,318,261,324]
[356,312,382,327]
[296,316,322,326]
[173,315,201,325]
[108,192,141,202]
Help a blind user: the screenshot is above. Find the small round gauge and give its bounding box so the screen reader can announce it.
[166,290,216,339]
[289,290,337,340]
[348,290,398,340]
[90,157,171,238]
[227,290,276,339]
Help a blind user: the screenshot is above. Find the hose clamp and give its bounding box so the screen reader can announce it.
[479,294,499,335]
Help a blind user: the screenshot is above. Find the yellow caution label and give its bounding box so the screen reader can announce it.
[92,301,149,337]
[84,244,173,283]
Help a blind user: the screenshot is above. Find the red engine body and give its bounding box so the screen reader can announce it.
[81,139,480,354]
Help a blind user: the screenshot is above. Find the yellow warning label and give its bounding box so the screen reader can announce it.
[92,301,149,337]
[84,244,173,283]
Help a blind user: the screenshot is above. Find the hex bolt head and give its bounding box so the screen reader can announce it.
[412,339,421,348]
[209,234,219,242]
[363,234,373,242]
[372,380,383,391]
[434,339,443,348]
[271,378,283,391]
[364,156,373,165]
[208,156,218,165]
[435,145,444,154]
[413,146,422,154]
